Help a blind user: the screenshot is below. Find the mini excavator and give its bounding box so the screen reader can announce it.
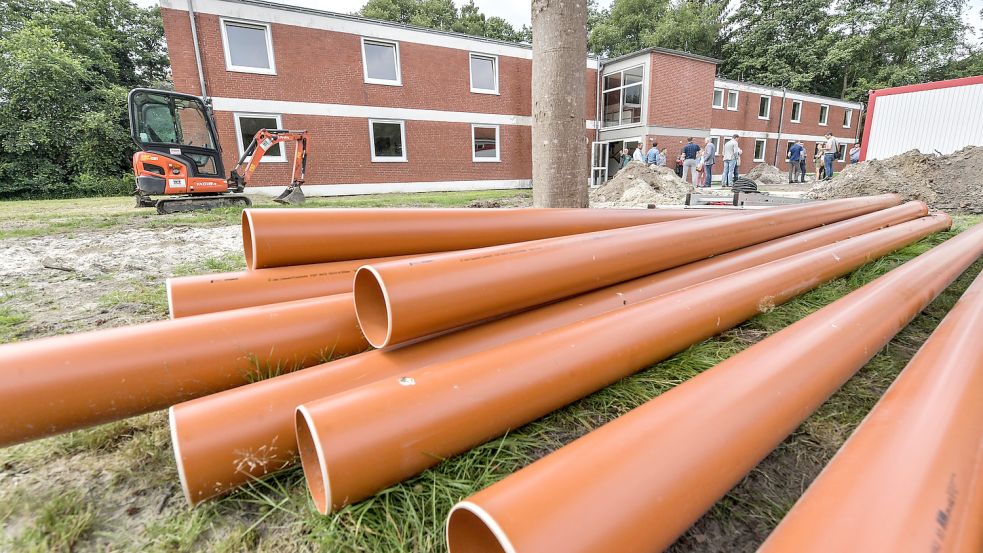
[128,88,308,214]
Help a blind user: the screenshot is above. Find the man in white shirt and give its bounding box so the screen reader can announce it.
[722,134,740,187]
[823,132,838,181]
[632,143,644,162]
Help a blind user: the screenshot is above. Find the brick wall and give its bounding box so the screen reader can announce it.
[709,83,859,175]
[648,53,716,130]
[161,7,600,187]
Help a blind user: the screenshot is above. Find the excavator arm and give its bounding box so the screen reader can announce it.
[228,129,309,204]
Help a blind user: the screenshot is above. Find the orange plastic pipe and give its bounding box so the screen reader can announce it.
[166,255,411,318]
[243,207,723,269]
[759,259,983,552]
[446,218,981,553]
[0,294,365,446]
[169,202,926,505]
[294,214,946,515]
[354,195,902,348]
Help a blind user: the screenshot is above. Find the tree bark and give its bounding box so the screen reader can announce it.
[531,0,588,208]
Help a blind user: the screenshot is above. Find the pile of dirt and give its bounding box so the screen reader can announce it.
[744,163,786,187]
[808,146,983,212]
[590,161,690,207]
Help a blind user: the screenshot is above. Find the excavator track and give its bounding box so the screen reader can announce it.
[155,194,252,215]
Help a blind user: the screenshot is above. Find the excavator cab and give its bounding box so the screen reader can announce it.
[128,88,251,213]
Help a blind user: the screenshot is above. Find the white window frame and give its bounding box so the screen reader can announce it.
[843,108,853,128]
[726,90,739,111]
[837,144,848,164]
[790,100,802,123]
[753,138,767,162]
[710,136,721,151]
[758,95,771,120]
[469,53,499,95]
[220,18,276,75]
[368,119,407,162]
[471,124,500,162]
[233,113,285,163]
[712,88,724,109]
[601,65,645,129]
[361,37,402,86]
[819,104,829,126]
[785,140,796,161]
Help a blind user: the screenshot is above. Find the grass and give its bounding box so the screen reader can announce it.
[0,195,979,552]
[0,190,531,239]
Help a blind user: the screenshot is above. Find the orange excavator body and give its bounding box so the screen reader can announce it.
[128,88,308,213]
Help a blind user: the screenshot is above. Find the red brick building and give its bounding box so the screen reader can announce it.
[160,0,862,195]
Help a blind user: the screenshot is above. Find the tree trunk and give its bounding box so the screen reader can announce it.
[531,0,588,208]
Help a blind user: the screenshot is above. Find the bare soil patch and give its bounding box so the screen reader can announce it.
[808,146,983,212]
[590,161,691,207]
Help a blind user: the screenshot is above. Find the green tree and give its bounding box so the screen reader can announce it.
[645,0,727,58]
[589,0,671,56]
[359,0,528,42]
[0,0,167,199]
[720,0,836,92]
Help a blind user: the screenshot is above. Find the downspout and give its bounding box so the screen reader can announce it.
[188,0,208,100]
[593,56,604,185]
[773,87,787,166]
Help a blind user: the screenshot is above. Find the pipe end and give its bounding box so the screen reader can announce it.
[169,406,196,507]
[353,265,393,349]
[295,405,332,515]
[242,209,257,270]
[165,278,177,320]
[447,501,515,553]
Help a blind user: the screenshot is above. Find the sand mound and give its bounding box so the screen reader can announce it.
[744,163,786,186]
[590,161,690,207]
[808,146,983,212]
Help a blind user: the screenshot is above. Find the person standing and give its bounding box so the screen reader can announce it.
[620,147,631,169]
[632,143,644,162]
[722,134,739,187]
[850,142,861,163]
[646,140,659,166]
[657,147,668,167]
[703,136,716,187]
[822,132,838,180]
[799,141,808,181]
[680,138,701,186]
[674,153,684,177]
[788,140,805,183]
[813,145,825,181]
[732,141,742,182]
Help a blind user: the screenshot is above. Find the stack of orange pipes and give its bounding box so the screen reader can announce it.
[4,194,976,553]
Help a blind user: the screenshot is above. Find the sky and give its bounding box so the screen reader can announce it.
[139,0,983,42]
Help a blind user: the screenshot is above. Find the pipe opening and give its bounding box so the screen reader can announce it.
[295,406,331,514]
[446,502,513,553]
[241,210,256,269]
[353,266,392,348]
[168,407,196,506]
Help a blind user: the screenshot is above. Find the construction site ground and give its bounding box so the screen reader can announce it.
[0,193,980,552]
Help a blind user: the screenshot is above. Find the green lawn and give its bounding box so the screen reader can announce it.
[0,197,979,552]
[0,190,532,239]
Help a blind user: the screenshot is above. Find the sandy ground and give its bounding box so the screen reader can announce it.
[0,226,242,337]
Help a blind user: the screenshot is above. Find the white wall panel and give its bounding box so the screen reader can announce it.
[866,83,983,159]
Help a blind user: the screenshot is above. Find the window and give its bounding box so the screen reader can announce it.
[602,66,644,128]
[819,104,829,125]
[843,108,853,128]
[233,113,284,162]
[472,125,500,162]
[470,53,498,94]
[790,100,802,123]
[362,38,401,85]
[837,143,848,163]
[758,95,771,119]
[753,139,766,162]
[221,19,275,74]
[727,90,739,110]
[712,88,724,109]
[710,136,721,151]
[369,119,406,162]
[785,141,795,161]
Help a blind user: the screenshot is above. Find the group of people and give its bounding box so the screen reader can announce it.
[618,131,862,187]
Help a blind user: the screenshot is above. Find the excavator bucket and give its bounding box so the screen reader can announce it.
[273,186,306,205]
